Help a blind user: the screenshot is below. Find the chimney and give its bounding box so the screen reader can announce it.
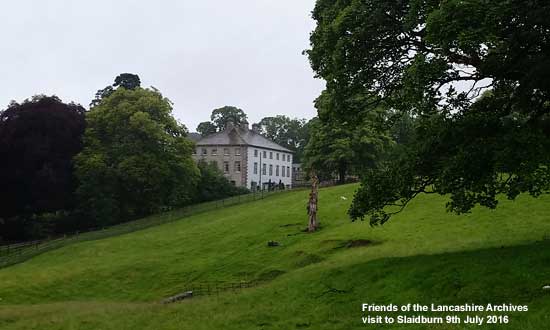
[252,123,261,133]
[225,119,235,131]
[241,119,249,131]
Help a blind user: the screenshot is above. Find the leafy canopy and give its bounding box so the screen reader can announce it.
[194,161,249,203]
[91,73,141,107]
[304,94,392,183]
[308,0,550,224]
[252,115,309,162]
[195,106,248,136]
[75,87,199,225]
[0,96,86,241]
[196,121,217,136]
[211,106,248,131]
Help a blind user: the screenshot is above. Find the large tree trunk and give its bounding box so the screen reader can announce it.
[307,175,319,232]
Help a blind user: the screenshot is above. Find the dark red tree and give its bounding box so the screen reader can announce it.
[0,96,86,240]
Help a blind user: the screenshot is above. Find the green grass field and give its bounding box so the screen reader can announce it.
[0,184,549,329]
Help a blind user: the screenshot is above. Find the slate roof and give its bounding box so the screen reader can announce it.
[187,132,202,142]
[195,125,293,153]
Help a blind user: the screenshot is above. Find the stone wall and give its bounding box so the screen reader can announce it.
[193,145,248,187]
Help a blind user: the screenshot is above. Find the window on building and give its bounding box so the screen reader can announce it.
[262,163,267,175]
[223,161,229,173]
[192,149,197,155]
[201,148,207,155]
[282,166,285,177]
[288,155,292,163]
[254,149,258,157]
[269,164,273,175]
[282,154,286,161]
[254,162,258,174]
[269,152,273,159]
[211,148,217,156]
[276,165,279,176]
[235,161,241,172]
[224,148,230,156]
[276,153,279,160]
[235,148,241,156]
[211,161,218,168]
[263,151,267,158]
[287,166,290,177]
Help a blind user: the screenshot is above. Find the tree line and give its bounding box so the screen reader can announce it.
[0,74,247,243]
[194,104,390,185]
[0,71,372,243]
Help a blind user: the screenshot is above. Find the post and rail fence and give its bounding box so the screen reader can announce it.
[161,279,263,304]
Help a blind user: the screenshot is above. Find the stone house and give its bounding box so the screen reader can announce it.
[192,122,294,190]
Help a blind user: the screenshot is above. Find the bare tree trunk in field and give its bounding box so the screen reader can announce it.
[307,175,319,232]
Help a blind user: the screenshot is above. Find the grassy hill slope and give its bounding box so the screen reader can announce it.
[0,184,549,329]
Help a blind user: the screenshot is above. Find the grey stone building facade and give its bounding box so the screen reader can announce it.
[192,122,294,190]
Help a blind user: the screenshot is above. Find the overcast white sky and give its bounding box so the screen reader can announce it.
[0,0,324,131]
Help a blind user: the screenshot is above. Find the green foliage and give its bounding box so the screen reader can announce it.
[196,121,217,136]
[304,116,391,183]
[308,0,550,223]
[1,185,549,329]
[389,110,417,146]
[304,91,392,182]
[91,73,141,107]
[113,73,141,90]
[210,106,248,131]
[304,117,351,181]
[252,115,309,162]
[195,106,248,135]
[75,88,199,225]
[194,161,249,202]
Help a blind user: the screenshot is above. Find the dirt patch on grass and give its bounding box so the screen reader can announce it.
[256,269,286,282]
[346,239,373,248]
[279,223,302,228]
[321,239,376,250]
[320,239,345,245]
[294,253,325,268]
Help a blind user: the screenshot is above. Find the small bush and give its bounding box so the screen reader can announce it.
[194,161,250,203]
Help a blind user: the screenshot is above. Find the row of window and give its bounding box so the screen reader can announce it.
[194,147,292,163]
[196,147,240,156]
[208,160,241,173]
[208,160,290,177]
[253,149,291,162]
[253,163,291,178]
